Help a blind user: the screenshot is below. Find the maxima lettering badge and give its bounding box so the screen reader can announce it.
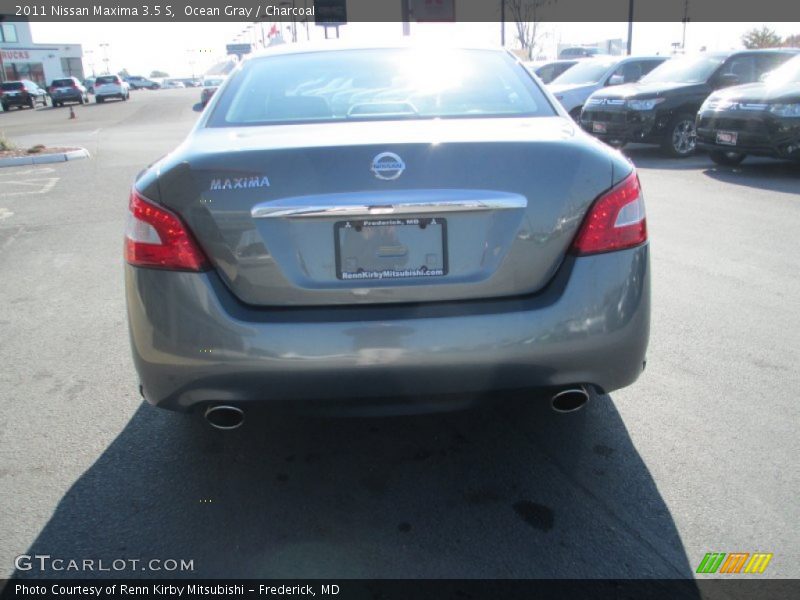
[209,176,270,191]
[371,152,405,181]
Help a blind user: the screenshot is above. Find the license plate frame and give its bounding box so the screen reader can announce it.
[334,217,448,281]
[716,130,738,146]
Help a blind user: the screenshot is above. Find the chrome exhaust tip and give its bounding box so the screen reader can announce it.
[551,386,590,413]
[204,405,245,430]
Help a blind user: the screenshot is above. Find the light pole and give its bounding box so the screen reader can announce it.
[500,0,506,47]
[681,0,690,51]
[279,1,297,42]
[186,50,197,79]
[84,49,95,77]
[626,0,634,55]
[99,42,110,74]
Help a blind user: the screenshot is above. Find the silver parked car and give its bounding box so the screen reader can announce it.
[548,55,667,119]
[125,43,650,428]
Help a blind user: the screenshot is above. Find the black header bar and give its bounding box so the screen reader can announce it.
[0,0,799,23]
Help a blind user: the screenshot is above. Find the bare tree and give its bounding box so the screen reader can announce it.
[741,26,782,49]
[784,33,800,48]
[507,0,554,60]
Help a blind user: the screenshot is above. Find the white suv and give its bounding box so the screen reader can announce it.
[94,74,130,103]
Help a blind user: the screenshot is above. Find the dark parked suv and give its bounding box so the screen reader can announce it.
[697,54,800,165]
[580,49,799,157]
[1,80,48,111]
[48,77,89,107]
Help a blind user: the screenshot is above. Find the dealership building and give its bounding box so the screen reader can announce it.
[0,19,83,85]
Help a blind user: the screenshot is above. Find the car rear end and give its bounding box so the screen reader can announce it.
[125,45,650,415]
[49,78,84,105]
[200,78,223,106]
[94,75,128,101]
[1,81,30,109]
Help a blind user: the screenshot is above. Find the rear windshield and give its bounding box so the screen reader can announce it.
[96,76,119,84]
[1,82,24,90]
[551,59,616,85]
[51,79,74,87]
[640,55,725,84]
[209,48,553,126]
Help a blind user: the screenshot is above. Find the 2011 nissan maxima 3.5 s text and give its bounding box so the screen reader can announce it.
[125,43,650,428]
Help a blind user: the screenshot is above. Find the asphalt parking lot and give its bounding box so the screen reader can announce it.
[0,89,798,586]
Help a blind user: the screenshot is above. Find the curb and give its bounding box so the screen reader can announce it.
[0,147,90,168]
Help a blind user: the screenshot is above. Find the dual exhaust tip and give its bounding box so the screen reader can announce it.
[203,386,588,429]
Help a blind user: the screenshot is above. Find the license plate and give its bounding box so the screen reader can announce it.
[592,122,608,133]
[716,131,738,146]
[335,217,448,281]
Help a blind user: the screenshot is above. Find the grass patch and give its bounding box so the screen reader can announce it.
[0,132,16,151]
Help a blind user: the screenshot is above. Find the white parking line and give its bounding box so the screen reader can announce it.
[0,167,55,177]
[0,178,59,197]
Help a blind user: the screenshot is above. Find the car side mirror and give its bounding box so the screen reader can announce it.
[716,73,740,88]
[607,74,625,86]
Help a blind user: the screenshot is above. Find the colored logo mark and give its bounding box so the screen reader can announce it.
[696,552,773,574]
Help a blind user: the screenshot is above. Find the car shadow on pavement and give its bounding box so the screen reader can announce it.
[15,391,700,589]
[623,146,711,171]
[702,160,800,194]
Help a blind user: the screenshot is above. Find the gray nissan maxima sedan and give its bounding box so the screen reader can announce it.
[125,43,650,428]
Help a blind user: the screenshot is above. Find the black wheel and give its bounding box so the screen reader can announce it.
[709,150,746,166]
[1,103,7,112]
[661,113,698,158]
[28,97,36,109]
[78,95,85,105]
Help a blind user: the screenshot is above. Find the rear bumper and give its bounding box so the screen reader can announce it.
[51,92,82,102]
[96,88,125,98]
[126,245,650,412]
[1,95,31,107]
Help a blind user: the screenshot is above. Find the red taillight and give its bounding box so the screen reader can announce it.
[125,190,209,271]
[570,171,647,256]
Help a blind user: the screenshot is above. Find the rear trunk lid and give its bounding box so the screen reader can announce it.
[147,117,622,306]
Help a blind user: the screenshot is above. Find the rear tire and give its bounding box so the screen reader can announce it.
[28,97,35,109]
[1,102,7,112]
[709,150,746,166]
[661,113,697,158]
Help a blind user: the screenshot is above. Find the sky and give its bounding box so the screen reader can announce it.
[29,21,800,79]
